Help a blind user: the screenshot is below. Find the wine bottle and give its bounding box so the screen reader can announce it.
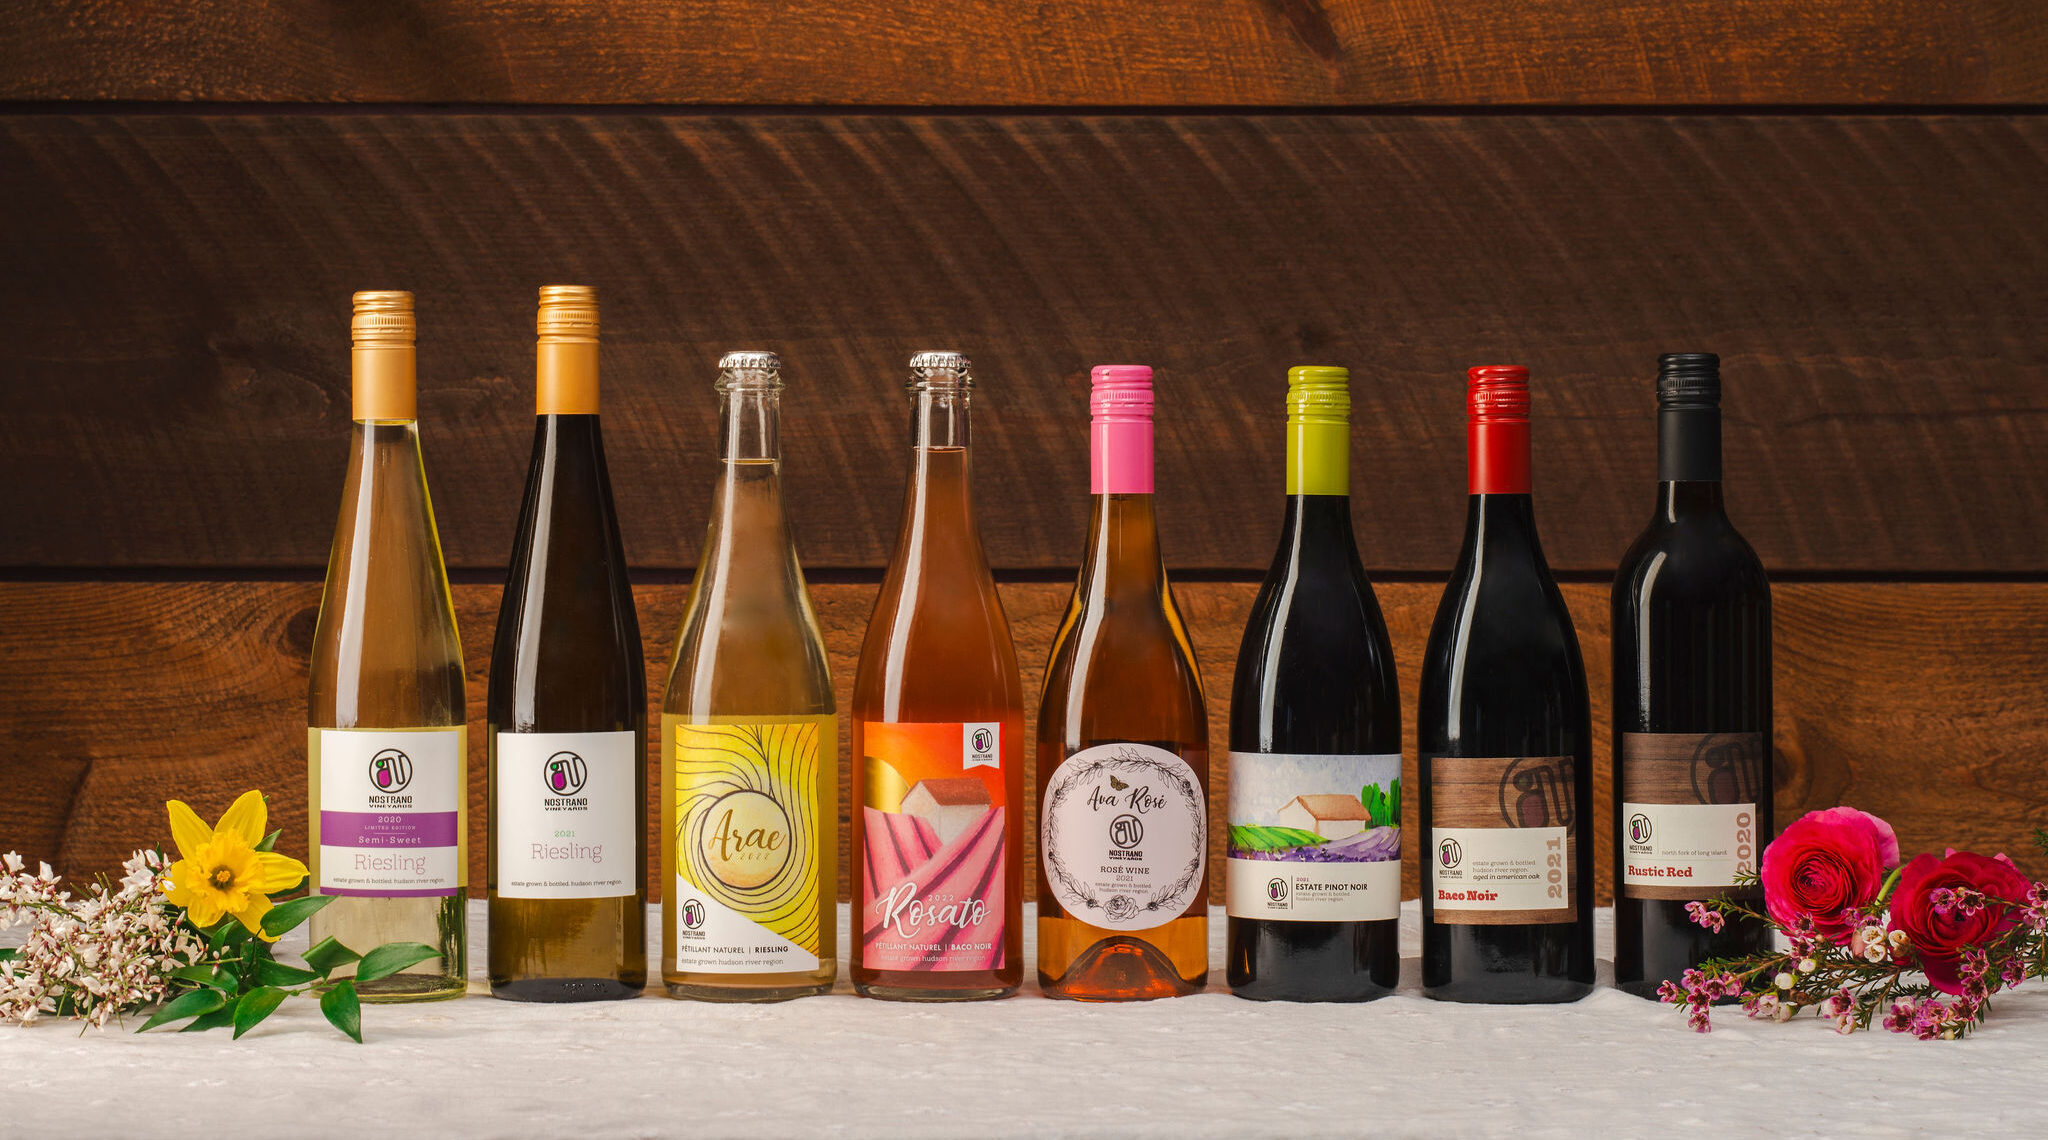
[1036,364,1209,1001]
[659,351,836,1002]
[485,286,647,1001]
[307,290,467,1003]
[1225,366,1401,1002]
[1612,353,1773,997]
[851,351,1025,1001]
[1418,365,1594,1003]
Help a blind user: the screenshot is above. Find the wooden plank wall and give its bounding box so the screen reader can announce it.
[2,1,2044,901]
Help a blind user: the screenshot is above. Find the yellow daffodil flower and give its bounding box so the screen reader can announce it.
[163,790,308,941]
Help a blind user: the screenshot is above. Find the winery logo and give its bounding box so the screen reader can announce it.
[1628,812,1654,845]
[700,790,792,891]
[1690,734,1764,806]
[1498,756,1575,829]
[1438,837,1463,870]
[368,749,412,794]
[1109,814,1145,850]
[542,751,589,796]
[963,723,1000,770]
[1267,877,1289,903]
[680,898,706,931]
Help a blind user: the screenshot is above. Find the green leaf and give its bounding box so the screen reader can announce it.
[320,980,363,1044]
[354,941,441,983]
[255,959,320,988]
[137,988,226,1033]
[303,937,362,978]
[260,894,333,937]
[232,986,289,1039]
[0,948,16,963]
[210,919,250,953]
[181,1006,237,1033]
[255,829,281,853]
[171,964,230,991]
[1227,824,1326,853]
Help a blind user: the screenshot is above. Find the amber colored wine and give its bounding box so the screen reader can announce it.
[1036,364,1210,1001]
[660,351,837,1002]
[850,351,1025,1001]
[307,291,467,1003]
[486,287,648,1001]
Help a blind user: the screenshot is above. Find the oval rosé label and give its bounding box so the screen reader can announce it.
[1040,743,1206,931]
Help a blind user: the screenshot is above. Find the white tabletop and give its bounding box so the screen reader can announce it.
[3,901,2040,1139]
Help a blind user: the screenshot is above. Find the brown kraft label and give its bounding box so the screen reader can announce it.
[1428,755,1577,926]
[1620,732,1764,901]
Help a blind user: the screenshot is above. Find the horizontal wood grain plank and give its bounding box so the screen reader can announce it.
[2,113,2045,573]
[4,1,2044,106]
[2,579,2040,903]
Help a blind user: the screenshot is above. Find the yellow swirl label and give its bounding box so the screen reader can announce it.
[671,717,830,957]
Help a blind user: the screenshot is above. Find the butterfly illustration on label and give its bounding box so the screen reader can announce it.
[1109,775,1129,791]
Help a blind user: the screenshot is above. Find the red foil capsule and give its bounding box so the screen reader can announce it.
[1466,365,1532,495]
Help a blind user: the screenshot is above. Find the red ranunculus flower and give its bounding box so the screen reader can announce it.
[1760,806,1900,943]
[1888,850,2031,995]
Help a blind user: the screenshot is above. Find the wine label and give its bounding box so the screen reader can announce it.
[859,721,1009,972]
[1040,742,1207,932]
[1225,751,1401,923]
[1621,732,1766,900]
[493,730,636,900]
[668,716,832,974]
[1427,754,1576,925]
[313,727,466,897]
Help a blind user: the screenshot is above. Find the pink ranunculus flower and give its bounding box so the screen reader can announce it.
[1759,807,1900,943]
[1888,849,2032,995]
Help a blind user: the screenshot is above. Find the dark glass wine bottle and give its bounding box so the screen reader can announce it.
[486,286,648,1001]
[1419,365,1594,1003]
[1226,366,1401,1002]
[1612,353,1773,997]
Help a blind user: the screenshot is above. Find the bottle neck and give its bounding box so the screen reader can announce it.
[1079,492,1167,601]
[900,386,976,539]
[536,342,598,416]
[352,346,416,423]
[1461,490,1544,565]
[912,386,969,451]
[1659,404,1722,482]
[720,387,781,463]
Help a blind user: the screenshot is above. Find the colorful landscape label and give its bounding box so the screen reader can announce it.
[1225,751,1401,923]
[859,721,1007,971]
[669,716,830,974]
[314,726,465,898]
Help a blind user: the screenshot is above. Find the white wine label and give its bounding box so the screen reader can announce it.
[494,730,637,900]
[1040,742,1207,932]
[1427,754,1578,925]
[1620,732,1766,900]
[314,727,465,897]
[1621,803,1758,896]
[1225,751,1402,922]
[1431,826,1569,915]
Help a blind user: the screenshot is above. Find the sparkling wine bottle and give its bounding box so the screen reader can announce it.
[486,286,647,1001]
[1226,366,1401,1001]
[851,351,1025,1001]
[1036,364,1209,1001]
[1613,353,1773,997]
[307,290,467,1003]
[659,351,837,1002]
[1418,365,1594,1003]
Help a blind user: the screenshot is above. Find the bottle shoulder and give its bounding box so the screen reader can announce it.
[1614,514,1771,606]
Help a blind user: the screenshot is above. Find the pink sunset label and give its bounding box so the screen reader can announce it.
[859,721,1007,972]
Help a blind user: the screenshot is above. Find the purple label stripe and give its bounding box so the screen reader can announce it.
[321,810,459,848]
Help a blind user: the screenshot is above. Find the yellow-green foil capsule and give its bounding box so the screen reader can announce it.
[1286,365,1350,496]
